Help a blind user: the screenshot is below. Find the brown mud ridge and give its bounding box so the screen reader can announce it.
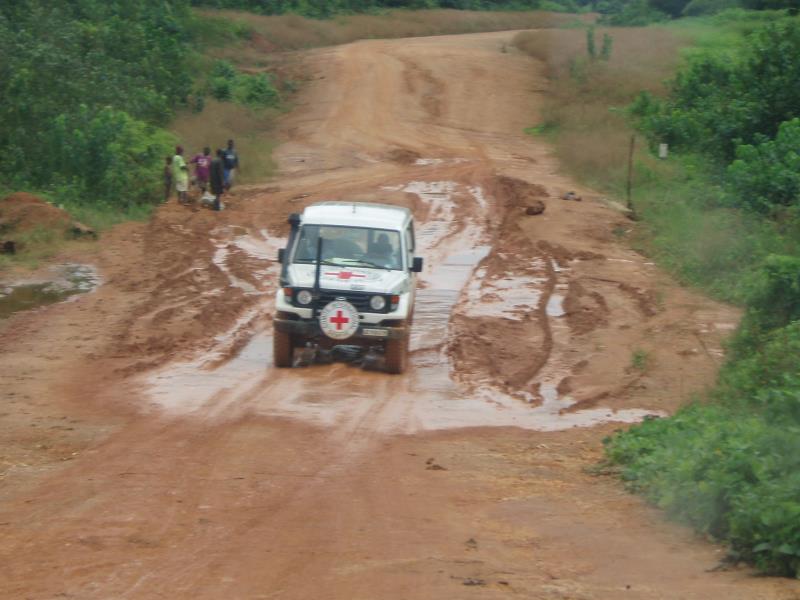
[2,31,799,600]
[0,193,96,254]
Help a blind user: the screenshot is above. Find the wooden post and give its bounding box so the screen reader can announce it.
[626,134,636,216]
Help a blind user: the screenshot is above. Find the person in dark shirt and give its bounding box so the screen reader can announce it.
[222,139,239,191]
[163,156,173,202]
[210,149,226,211]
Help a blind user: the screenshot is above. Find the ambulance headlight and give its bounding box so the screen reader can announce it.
[296,290,313,305]
[369,295,386,311]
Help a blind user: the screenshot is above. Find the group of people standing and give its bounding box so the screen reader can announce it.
[165,140,239,212]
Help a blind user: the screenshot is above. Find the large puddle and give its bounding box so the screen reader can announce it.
[145,181,662,433]
[0,264,100,320]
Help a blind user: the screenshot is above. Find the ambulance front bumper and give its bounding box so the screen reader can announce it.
[273,317,407,341]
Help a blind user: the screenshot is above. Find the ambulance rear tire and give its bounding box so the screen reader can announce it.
[384,334,408,374]
[273,329,294,368]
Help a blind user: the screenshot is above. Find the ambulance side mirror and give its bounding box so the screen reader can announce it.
[411,257,423,273]
[277,248,286,263]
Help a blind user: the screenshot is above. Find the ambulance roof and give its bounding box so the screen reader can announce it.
[301,202,411,231]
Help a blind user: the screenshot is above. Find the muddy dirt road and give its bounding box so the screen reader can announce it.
[2,31,799,599]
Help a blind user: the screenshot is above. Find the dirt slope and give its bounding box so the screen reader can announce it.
[1,31,799,599]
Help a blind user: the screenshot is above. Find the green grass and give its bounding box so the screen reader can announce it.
[630,349,650,372]
[62,201,154,231]
[626,155,793,303]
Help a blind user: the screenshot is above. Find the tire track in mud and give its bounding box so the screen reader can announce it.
[398,54,446,120]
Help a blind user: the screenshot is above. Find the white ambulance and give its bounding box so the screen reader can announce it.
[273,202,423,373]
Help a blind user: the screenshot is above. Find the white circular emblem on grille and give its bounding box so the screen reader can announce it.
[319,300,360,340]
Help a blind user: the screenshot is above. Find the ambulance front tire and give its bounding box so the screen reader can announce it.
[384,333,408,374]
[273,329,294,368]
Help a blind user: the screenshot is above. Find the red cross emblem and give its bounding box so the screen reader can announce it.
[324,271,366,280]
[329,309,350,331]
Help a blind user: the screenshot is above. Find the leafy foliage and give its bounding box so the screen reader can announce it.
[681,0,744,16]
[0,1,193,209]
[603,11,800,578]
[726,119,800,216]
[638,20,800,163]
[208,60,280,107]
[606,402,800,576]
[190,0,559,18]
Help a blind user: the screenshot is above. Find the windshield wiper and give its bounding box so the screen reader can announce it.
[337,258,391,270]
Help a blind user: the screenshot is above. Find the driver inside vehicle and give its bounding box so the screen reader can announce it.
[365,232,402,269]
[370,233,393,260]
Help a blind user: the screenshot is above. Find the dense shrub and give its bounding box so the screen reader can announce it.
[681,0,743,15]
[49,107,176,208]
[598,0,669,24]
[606,404,800,576]
[733,254,800,346]
[639,20,800,162]
[191,0,553,18]
[0,1,192,209]
[726,119,800,215]
[208,60,280,107]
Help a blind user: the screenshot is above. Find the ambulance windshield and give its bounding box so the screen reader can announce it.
[293,225,403,271]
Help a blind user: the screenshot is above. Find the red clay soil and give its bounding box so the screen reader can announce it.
[0,192,72,233]
[1,31,799,600]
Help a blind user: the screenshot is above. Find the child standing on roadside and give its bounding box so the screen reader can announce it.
[173,146,189,204]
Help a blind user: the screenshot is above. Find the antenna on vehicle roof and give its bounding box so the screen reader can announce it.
[352,203,356,213]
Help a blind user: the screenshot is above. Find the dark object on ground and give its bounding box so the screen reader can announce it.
[1,240,16,254]
[561,191,582,201]
[387,148,422,164]
[69,221,97,239]
[332,345,363,362]
[524,200,546,215]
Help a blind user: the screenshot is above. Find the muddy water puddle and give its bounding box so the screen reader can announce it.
[0,264,100,320]
[412,247,490,351]
[146,181,662,432]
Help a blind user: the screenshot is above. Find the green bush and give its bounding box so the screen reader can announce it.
[599,0,670,25]
[639,20,800,162]
[0,1,192,209]
[727,118,800,215]
[211,76,234,100]
[606,402,800,576]
[207,60,280,107]
[682,0,743,16]
[233,73,280,106]
[733,254,800,347]
[50,107,176,208]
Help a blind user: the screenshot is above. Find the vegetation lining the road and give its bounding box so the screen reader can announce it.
[190,0,584,18]
[194,6,581,52]
[1,1,576,268]
[516,9,800,577]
